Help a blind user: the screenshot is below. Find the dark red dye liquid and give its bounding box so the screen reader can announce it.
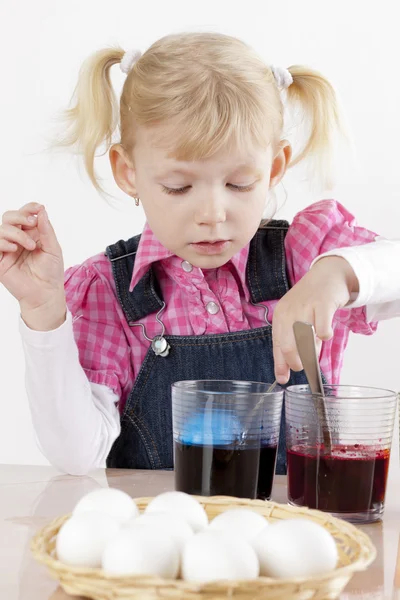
[287,445,390,513]
[174,442,260,498]
[257,445,278,500]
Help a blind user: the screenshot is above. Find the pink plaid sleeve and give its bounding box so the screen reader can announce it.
[64,258,133,399]
[285,200,378,334]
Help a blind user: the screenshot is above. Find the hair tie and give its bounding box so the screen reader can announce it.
[271,66,293,90]
[120,49,142,75]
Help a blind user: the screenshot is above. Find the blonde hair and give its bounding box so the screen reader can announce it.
[60,32,344,192]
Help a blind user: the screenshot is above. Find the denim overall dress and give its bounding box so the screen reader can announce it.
[105,220,308,474]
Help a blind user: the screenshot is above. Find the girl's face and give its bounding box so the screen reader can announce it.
[111,125,291,269]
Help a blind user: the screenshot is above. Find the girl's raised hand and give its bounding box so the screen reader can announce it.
[0,203,67,330]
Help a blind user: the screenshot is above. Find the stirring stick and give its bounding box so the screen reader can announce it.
[267,380,278,393]
[248,380,280,425]
[293,321,332,454]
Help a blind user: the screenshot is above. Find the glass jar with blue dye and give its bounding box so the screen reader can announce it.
[172,380,282,499]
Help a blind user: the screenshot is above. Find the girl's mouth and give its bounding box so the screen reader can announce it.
[190,240,231,255]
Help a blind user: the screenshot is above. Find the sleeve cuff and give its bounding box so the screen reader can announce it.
[311,245,376,309]
[19,310,74,348]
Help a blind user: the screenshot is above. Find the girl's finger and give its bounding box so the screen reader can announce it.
[19,202,43,215]
[273,319,304,374]
[2,210,38,229]
[272,342,290,384]
[0,224,37,251]
[2,203,43,224]
[36,209,60,255]
[272,320,289,383]
[0,240,18,252]
[314,306,335,341]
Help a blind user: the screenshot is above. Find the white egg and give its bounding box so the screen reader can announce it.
[73,488,139,524]
[209,509,268,543]
[253,519,338,578]
[102,525,180,578]
[56,512,120,568]
[182,530,259,583]
[127,512,194,551]
[145,492,208,532]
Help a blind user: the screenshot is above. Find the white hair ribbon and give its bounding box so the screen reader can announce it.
[120,49,142,75]
[271,66,293,90]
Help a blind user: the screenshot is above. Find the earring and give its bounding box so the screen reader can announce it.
[134,197,140,206]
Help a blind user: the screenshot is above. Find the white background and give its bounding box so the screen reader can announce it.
[0,0,399,467]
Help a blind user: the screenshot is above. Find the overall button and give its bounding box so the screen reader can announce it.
[206,301,220,315]
[181,260,193,273]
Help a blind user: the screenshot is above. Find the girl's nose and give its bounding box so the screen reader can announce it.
[194,193,227,226]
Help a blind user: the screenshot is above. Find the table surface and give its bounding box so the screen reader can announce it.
[1,465,400,600]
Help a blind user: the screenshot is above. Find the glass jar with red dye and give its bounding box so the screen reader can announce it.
[285,385,397,524]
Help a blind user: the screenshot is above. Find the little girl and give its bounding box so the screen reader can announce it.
[1,33,400,476]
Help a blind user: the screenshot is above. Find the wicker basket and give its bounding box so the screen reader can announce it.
[31,495,376,600]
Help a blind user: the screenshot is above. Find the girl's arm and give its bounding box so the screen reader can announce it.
[313,238,400,321]
[20,310,121,475]
[274,200,400,383]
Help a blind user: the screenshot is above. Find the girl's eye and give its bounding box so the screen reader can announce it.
[227,183,255,192]
[161,185,191,195]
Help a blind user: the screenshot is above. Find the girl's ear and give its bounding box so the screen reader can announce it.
[109,144,137,197]
[269,141,292,189]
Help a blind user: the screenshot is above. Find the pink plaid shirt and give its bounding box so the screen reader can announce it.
[65,200,377,413]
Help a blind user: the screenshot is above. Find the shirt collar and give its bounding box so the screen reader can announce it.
[129,223,250,300]
[129,223,174,292]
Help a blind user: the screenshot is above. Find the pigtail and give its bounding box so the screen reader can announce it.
[59,47,125,192]
[286,66,345,189]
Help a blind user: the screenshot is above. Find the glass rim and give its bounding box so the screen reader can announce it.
[285,384,398,401]
[172,379,283,398]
